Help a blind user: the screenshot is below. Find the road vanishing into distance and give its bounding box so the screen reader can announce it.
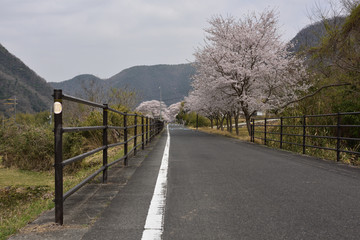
[82,124,360,240]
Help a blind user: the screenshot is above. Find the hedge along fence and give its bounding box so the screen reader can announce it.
[53,90,164,225]
[250,112,360,164]
[0,124,54,170]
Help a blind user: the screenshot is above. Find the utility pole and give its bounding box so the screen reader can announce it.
[14,96,16,122]
[3,96,17,122]
[49,105,52,125]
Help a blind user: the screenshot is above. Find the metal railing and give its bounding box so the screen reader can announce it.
[53,89,164,225]
[251,112,360,162]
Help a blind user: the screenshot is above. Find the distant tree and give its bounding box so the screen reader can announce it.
[80,79,107,103]
[308,0,360,21]
[167,102,182,122]
[108,86,140,110]
[341,0,360,13]
[135,100,170,121]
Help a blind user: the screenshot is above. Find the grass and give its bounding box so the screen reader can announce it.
[0,191,54,240]
[195,126,250,141]
[196,125,359,166]
[0,164,55,240]
[252,123,360,165]
[0,168,54,187]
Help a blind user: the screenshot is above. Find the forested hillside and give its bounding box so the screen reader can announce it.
[290,16,345,52]
[50,74,108,103]
[0,44,53,117]
[108,64,195,106]
[50,64,195,107]
[286,4,360,116]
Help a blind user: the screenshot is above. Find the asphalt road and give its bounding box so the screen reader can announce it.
[163,124,360,240]
[83,124,360,240]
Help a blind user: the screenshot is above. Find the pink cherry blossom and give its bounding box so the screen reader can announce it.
[187,9,309,134]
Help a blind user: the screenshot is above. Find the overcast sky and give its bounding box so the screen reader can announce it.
[1,0,329,82]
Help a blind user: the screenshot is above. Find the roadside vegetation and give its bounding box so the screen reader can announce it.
[195,125,250,142]
[0,88,141,240]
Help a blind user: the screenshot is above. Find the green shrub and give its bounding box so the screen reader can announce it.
[0,124,53,171]
[183,112,210,127]
[16,111,51,127]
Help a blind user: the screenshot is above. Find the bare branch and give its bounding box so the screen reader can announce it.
[279,82,351,109]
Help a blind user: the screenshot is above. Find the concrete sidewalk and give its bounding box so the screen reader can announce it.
[9,133,165,240]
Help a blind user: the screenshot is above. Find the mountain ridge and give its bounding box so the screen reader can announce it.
[0,43,53,117]
[289,16,345,52]
[50,63,196,107]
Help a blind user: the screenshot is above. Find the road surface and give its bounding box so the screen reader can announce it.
[83,124,360,239]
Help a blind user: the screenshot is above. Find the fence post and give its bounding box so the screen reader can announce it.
[196,114,199,130]
[250,119,253,142]
[124,113,128,166]
[152,118,155,139]
[252,119,255,142]
[134,114,137,156]
[146,117,149,145]
[155,119,157,137]
[155,119,158,135]
[149,118,153,142]
[156,120,159,135]
[337,112,341,162]
[155,119,157,136]
[142,116,145,150]
[102,104,108,183]
[303,115,306,154]
[148,118,151,142]
[53,89,64,225]
[153,119,155,138]
[264,118,267,145]
[280,117,283,149]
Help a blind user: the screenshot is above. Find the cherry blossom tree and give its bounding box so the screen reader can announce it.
[167,102,182,122]
[191,9,309,135]
[135,100,170,121]
[185,78,233,130]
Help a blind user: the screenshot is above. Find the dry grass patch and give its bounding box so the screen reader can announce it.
[196,127,250,141]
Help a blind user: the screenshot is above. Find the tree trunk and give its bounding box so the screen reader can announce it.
[242,108,252,136]
[226,115,229,132]
[234,112,239,135]
[229,113,233,133]
[220,115,225,131]
[210,118,213,129]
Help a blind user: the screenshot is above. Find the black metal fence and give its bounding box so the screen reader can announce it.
[53,89,164,225]
[251,112,360,162]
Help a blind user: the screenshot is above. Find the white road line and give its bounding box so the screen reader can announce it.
[142,125,170,240]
